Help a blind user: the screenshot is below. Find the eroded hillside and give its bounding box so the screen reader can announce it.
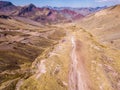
[0,3,120,90]
[0,16,66,90]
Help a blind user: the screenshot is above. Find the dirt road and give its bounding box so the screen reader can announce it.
[69,36,90,90]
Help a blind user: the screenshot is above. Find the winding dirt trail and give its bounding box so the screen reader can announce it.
[69,36,90,90]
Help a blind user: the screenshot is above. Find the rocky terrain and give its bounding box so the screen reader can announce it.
[0,1,120,90]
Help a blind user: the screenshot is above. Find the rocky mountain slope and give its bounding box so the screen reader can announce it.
[0,1,18,15]
[60,9,84,20]
[0,1,120,90]
[17,4,67,24]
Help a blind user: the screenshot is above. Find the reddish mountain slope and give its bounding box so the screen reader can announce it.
[17,5,66,24]
[60,9,84,20]
[0,1,18,15]
[0,1,85,24]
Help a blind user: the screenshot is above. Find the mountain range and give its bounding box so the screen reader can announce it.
[0,1,107,24]
[0,1,120,90]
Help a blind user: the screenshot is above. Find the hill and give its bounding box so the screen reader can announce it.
[0,1,120,90]
[77,5,120,49]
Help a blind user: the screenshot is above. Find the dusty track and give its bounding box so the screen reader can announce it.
[69,36,90,90]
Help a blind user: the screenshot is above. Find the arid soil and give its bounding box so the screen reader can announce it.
[69,36,90,90]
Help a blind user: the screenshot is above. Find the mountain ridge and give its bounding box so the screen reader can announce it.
[0,1,107,24]
[0,1,120,90]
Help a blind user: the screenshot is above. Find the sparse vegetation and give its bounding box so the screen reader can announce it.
[0,1,120,90]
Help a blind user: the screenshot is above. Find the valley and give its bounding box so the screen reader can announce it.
[0,1,120,90]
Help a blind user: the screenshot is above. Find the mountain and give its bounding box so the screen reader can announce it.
[69,5,120,90]
[18,4,36,16]
[0,1,15,9]
[78,4,120,49]
[60,9,84,20]
[0,1,120,90]
[0,1,83,24]
[0,1,67,24]
[17,5,66,24]
[52,6,107,15]
[76,6,107,15]
[17,4,120,90]
[0,1,106,24]
[0,1,18,15]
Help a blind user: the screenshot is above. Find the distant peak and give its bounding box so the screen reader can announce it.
[0,1,12,4]
[27,3,36,8]
[0,1,15,9]
[0,1,14,6]
[108,4,120,11]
